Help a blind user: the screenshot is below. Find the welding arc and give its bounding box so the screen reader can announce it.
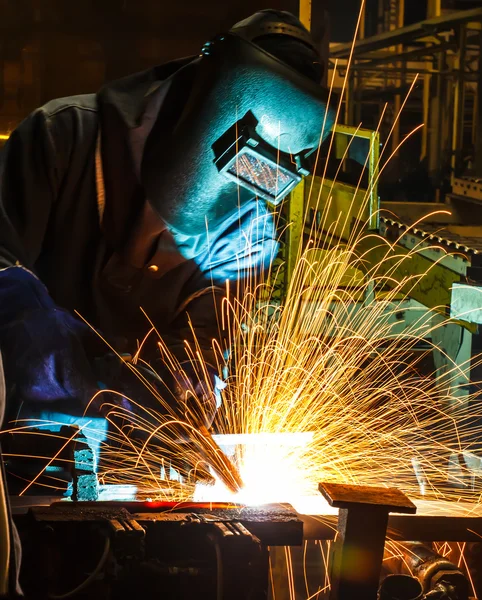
[195,426,244,494]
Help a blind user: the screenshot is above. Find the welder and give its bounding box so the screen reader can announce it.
[0,10,333,439]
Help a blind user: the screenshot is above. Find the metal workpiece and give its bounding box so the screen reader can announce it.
[1,425,99,498]
[17,501,301,599]
[398,542,470,600]
[72,434,99,501]
[318,481,416,600]
[31,500,303,547]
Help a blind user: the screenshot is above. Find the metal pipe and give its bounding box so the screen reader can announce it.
[397,542,470,600]
[391,0,405,156]
[428,52,445,189]
[344,67,470,77]
[421,67,431,160]
[378,574,424,600]
[427,0,441,19]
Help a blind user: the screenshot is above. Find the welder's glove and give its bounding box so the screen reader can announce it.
[0,267,101,411]
[167,360,225,430]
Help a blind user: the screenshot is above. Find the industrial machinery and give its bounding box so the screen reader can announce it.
[330,5,482,193]
[15,499,300,600]
[2,422,480,600]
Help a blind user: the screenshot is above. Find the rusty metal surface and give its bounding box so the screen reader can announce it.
[28,497,482,541]
[32,504,134,522]
[319,482,417,513]
[24,491,482,546]
[30,501,303,548]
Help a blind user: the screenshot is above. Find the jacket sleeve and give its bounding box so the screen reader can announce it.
[0,107,63,270]
[0,110,104,409]
[167,285,227,371]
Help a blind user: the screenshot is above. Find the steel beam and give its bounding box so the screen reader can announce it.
[331,7,482,59]
[451,25,467,177]
[476,30,482,178]
[285,180,306,290]
[343,40,457,69]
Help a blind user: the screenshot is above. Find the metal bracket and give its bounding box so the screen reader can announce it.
[319,481,416,600]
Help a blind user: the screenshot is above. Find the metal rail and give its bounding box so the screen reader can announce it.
[329,7,482,186]
[330,7,482,59]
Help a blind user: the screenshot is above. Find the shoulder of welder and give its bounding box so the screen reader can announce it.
[1,94,98,176]
[8,93,97,142]
[95,57,196,129]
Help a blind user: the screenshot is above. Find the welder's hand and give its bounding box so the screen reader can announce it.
[0,267,102,411]
[92,355,223,439]
[169,361,221,430]
[92,355,226,486]
[0,308,100,409]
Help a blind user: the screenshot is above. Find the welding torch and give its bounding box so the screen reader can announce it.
[95,354,244,494]
[195,425,244,494]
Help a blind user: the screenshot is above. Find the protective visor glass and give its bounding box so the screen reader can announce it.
[212,111,312,205]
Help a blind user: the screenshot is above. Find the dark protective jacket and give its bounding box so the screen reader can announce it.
[0,57,277,379]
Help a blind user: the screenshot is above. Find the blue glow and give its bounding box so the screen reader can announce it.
[45,465,65,473]
[24,412,108,473]
[170,199,278,284]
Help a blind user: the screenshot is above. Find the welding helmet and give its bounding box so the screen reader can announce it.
[142,10,335,237]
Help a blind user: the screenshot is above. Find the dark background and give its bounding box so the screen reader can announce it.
[1,0,306,132]
[2,0,482,133]
[330,0,482,41]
